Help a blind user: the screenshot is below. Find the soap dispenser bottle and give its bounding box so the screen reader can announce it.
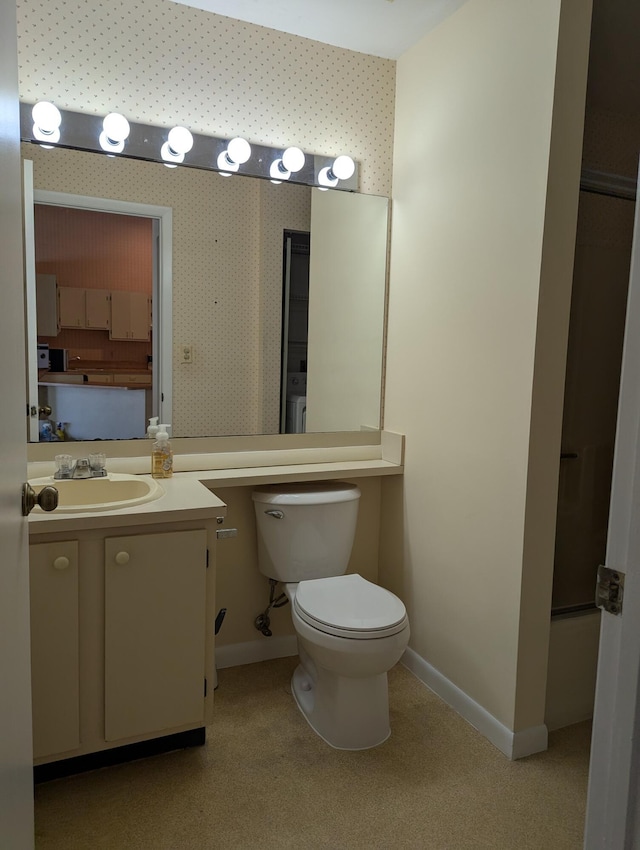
[147,416,159,439]
[152,424,173,478]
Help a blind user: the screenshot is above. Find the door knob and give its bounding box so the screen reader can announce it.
[115,551,130,565]
[22,482,59,516]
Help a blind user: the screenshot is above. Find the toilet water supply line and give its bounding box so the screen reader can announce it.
[255,579,288,636]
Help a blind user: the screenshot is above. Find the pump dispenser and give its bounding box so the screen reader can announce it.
[147,416,159,439]
[151,424,173,478]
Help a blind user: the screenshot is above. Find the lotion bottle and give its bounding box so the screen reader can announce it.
[147,416,159,439]
[151,424,173,478]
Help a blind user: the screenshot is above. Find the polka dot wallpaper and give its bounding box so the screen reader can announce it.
[25,143,311,436]
[16,0,396,196]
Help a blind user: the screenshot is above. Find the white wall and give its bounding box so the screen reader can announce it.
[382,0,591,735]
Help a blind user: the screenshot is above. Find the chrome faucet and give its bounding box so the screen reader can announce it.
[54,454,107,479]
[72,457,92,479]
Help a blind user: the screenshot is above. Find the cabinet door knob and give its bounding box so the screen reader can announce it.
[115,551,130,565]
[53,556,70,570]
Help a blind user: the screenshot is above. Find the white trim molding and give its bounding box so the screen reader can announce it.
[216,635,298,670]
[401,646,548,760]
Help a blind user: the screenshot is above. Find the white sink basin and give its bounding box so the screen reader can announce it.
[30,473,164,513]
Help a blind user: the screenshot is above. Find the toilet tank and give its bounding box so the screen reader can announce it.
[252,483,361,582]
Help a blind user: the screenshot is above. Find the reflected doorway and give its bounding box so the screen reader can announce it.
[280,230,310,434]
[23,179,173,442]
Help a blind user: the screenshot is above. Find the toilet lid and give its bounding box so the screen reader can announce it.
[294,574,407,638]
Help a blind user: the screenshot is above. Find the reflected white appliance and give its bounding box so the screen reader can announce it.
[285,372,307,433]
[252,482,410,750]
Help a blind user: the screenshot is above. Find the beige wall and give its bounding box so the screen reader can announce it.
[382,0,590,730]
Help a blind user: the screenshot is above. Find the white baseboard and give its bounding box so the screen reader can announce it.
[216,635,298,670]
[401,646,548,760]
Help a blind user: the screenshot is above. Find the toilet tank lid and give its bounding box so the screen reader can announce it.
[252,482,361,505]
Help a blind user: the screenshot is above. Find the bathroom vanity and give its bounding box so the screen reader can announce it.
[26,431,404,774]
[28,476,226,774]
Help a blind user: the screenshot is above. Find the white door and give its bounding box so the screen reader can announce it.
[0,0,36,847]
[584,170,640,847]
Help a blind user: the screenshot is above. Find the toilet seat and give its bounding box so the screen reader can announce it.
[294,574,408,640]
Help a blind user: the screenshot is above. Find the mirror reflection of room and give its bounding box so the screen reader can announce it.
[35,204,154,441]
[25,143,388,440]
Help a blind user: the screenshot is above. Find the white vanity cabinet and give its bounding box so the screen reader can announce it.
[104,530,207,741]
[28,519,219,768]
[29,540,80,760]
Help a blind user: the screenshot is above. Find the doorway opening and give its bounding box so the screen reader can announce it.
[280,230,310,434]
[23,177,172,441]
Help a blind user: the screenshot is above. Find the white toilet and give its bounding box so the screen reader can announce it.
[252,482,410,750]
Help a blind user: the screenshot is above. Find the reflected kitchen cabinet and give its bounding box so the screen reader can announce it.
[85,288,110,329]
[58,286,111,330]
[57,286,86,329]
[110,290,151,341]
[36,274,59,337]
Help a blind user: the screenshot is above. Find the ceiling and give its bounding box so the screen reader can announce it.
[169,0,640,117]
[168,0,467,59]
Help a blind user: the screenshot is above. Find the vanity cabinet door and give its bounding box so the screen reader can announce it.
[29,541,80,759]
[104,529,208,741]
[85,288,111,329]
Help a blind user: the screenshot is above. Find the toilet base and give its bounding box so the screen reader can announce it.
[291,661,391,751]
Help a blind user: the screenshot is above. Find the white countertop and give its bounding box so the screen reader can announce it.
[27,431,404,534]
[28,474,227,535]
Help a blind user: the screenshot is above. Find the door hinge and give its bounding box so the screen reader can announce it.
[596,565,625,615]
[204,678,207,697]
[206,548,209,568]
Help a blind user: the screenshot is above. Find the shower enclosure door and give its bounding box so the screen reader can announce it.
[552,177,637,613]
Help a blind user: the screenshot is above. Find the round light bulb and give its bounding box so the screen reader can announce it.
[318,166,338,189]
[281,146,305,173]
[167,126,193,156]
[217,151,238,173]
[102,112,130,143]
[332,155,355,181]
[227,137,251,165]
[99,131,125,153]
[270,159,290,181]
[161,141,184,165]
[31,101,61,134]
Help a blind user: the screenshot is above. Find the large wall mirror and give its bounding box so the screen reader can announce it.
[23,142,389,442]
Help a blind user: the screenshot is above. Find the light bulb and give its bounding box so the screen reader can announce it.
[331,155,355,181]
[226,137,251,165]
[161,141,184,165]
[217,151,238,174]
[270,159,290,181]
[167,126,193,156]
[99,113,130,153]
[318,166,338,189]
[32,101,61,144]
[282,146,305,173]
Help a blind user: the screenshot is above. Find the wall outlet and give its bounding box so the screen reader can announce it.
[180,344,193,364]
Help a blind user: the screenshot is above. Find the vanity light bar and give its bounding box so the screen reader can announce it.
[19,102,359,192]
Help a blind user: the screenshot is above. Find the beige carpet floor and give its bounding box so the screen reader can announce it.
[34,657,591,849]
